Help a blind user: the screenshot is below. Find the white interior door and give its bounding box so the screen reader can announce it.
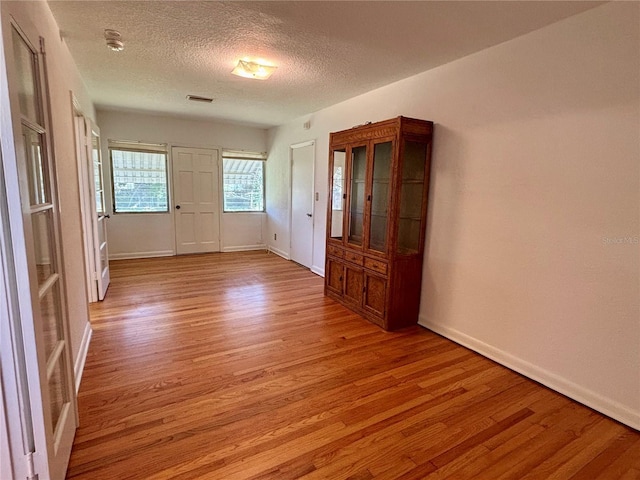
[72,107,108,303]
[73,111,97,302]
[2,15,78,479]
[89,125,110,300]
[290,141,315,268]
[172,146,221,254]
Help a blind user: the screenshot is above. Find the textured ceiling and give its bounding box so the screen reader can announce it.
[48,1,603,128]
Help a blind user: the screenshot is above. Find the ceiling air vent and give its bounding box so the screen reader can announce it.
[186,95,214,103]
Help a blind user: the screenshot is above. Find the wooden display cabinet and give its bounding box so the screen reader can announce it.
[324,116,434,330]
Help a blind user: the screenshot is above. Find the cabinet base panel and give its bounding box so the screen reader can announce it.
[325,291,417,332]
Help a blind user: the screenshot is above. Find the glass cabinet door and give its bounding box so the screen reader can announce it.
[368,140,393,253]
[397,140,429,254]
[347,145,367,246]
[328,148,346,240]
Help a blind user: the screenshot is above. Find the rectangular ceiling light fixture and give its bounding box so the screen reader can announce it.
[231,59,277,80]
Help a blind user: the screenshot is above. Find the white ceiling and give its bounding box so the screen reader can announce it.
[48,1,603,128]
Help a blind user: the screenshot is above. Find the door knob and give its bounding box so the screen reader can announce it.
[306,213,312,217]
[175,205,181,209]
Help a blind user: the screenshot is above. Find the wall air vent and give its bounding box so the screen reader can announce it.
[186,95,214,103]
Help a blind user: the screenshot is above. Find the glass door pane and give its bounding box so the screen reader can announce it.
[398,140,428,254]
[329,149,346,239]
[48,354,69,432]
[39,283,62,361]
[31,210,53,285]
[11,28,41,124]
[92,133,105,214]
[22,126,48,206]
[347,145,367,246]
[368,141,392,252]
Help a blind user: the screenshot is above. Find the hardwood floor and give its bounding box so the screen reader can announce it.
[67,251,640,479]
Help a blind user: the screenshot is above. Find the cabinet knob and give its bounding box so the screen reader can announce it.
[306,213,312,217]
[175,205,181,209]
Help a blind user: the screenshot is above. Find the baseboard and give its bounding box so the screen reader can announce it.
[267,246,290,260]
[419,317,640,431]
[222,244,267,253]
[74,322,92,393]
[109,250,175,260]
[310,265,325,277]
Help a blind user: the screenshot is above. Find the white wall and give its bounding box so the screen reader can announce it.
[221,212,266,252]
[96,110,268,258]
[266,2,639,429]
[1,0,95,375]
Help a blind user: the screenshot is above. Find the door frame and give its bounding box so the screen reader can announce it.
[90,124,110,300]
[289,140,316,271]
[71,95,98,303]
[0,136,33,480]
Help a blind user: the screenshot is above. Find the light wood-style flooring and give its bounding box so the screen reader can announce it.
[67,251,640,479]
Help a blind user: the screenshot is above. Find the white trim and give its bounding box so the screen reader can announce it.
[221,244,266,253]
[0,380,12,480]
[267,245,290,260]
[169,141,223,152]
[222,149,267,160]
[109,250,175,260]
[107,139,167,152]
[419,317,640,431]
[217,151,224,250]
[310,265,325,277]
[290,140,315,149]
[0,150,26,480]
[73,323,92,393]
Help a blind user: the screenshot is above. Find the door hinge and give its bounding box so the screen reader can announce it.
[39,37,45,54]
[26,452,39,480]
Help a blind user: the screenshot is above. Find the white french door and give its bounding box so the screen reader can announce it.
[89,124,110,299]
[290,141,315,269]
[1,14,77,480]
[73,111,97,302]
[172,146,221,254]
[73,110,110,302]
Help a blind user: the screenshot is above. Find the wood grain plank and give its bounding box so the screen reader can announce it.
[66,252,640,479]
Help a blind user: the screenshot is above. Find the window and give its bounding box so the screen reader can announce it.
[109,142,168,213]
[222,150,266,212]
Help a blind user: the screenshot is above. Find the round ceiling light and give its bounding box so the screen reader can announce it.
[104,29,124,52]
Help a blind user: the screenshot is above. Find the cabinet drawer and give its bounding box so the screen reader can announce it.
[326,245,344,258]
[344,251,364,265]
[364,257,388,275]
